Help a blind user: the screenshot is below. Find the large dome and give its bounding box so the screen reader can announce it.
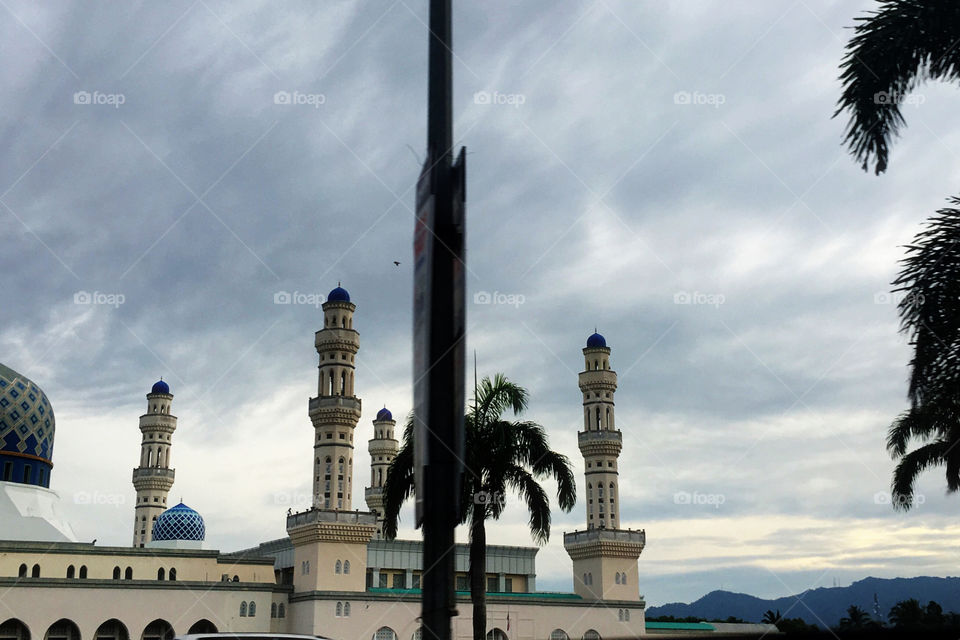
[327,286,350,302]
[152,502,205,541]
[376,407,393,421]
[0,362,55,487]
[586,332,607,348]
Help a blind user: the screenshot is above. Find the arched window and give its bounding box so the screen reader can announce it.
[339,458,345,474]
[93,619,130,640]
[271,603,277,619]
[344,560,350,574]
[615,573,620,584]
[336,602,343,617]
[485,630,507,640]
[618,610,623,622]
[595,407,601,429]
[31,564,40,578]
[113,566,121,580]
[598,485,604,498]
[278,604,285,619]
[169,568,176,581]
[140,619,174,640]
[187,621,217,635]
[79,566,87,579]
[233,575,240,582]
[124,567,132,580]
[550,630,570,640]
[18,563,27,577]
[583,631,601,640]
[374,627,398,640]
[587,483,592,498]
[240,602,247,617]
[582,572,588,585]
[605,407,610,429]
[45,618,82,640]
[66,565,75,579]
[157,568,165,581]
[335,560,342,574]
[248,602,256,617]
[620,572,626,585]
[344,602,351,616]
[325,457,332,473]
[624,610,630,621]
[340,372,346,395]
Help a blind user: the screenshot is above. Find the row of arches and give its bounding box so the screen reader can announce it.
[238,602,257,617]
[614,572,627,585]
[335,602,351,617]
[334,559,351,574]
[617,609,631,621]
[16,563,178,581]
[269,603,286,619]
[0,618,217,640]
[372,627,601,640]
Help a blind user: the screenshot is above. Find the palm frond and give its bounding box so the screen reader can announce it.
[381,413,417,539]
[503,463,552,544]
[836,0,960,174]
[891,439,950,510]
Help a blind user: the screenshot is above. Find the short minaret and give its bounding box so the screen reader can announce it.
[310,285,361,510]
[289,285,376,596]
[132,380,176,547]
[564,332,645,603]
[365,407,399,538]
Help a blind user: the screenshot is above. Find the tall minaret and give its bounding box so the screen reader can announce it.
[289,285,376,597]
[564,332,645,603]
[309,285,361,510]
[365,407,399,538]
[579,331,621,529]
[132,380,176,547]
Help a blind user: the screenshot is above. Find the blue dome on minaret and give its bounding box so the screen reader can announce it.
[376,407,393,421]
[152,502,205,541]
[151,379,170,395]
[327,286,350,302]
[586,332,607,348]
[0,362,55,487]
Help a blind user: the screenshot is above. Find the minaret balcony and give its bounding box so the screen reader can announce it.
[368,439,398,455]
[309,395,362,413]
[578,429,623,456]
[364,486,383,501]
[132,467,175,480]
[563,527,645,548]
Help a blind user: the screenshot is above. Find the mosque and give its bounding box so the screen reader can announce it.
[0,286,773,640]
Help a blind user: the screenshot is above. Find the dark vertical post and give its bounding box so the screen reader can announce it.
[421,2,461,640]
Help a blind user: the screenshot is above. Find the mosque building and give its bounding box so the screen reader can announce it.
[0,286,774,640]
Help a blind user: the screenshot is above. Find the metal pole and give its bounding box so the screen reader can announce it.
[422,2,460,640]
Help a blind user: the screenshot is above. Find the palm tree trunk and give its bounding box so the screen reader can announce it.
[469,503,487,640]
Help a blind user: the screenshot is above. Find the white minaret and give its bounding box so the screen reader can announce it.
[564,332,645,602]
[365,407,399,538]
[309,285,361,510]
[132,379,176,547]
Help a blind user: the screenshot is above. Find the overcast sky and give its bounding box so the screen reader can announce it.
[3,0,960,607]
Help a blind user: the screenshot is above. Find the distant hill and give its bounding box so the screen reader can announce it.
[646,576,960,628]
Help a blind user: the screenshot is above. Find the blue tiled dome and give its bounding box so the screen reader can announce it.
[0,362,55,487]
[327,286,350,302]
[152,502,205,541]
[376,407,393,421]
[586,332,607,348]
[151,379,170,395]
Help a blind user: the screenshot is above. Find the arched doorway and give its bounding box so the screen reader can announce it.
[187,618,219,633]
[549,631,569,640]
[372,627,397,640]
[0,619,30,640]
[94,620,128,640]
[487,629,508,640]
[140,621,172,640]
[186,622,216,635]
[45,620,80,640]
[582,632,600,640]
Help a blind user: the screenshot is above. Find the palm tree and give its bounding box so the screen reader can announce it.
[837,2,960,509]
[836,1,960,175]
[888,598,925,627]
[886,206,960,510]
[761,609,781,625]
[838,605,870,629]
[382,374,577,640]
